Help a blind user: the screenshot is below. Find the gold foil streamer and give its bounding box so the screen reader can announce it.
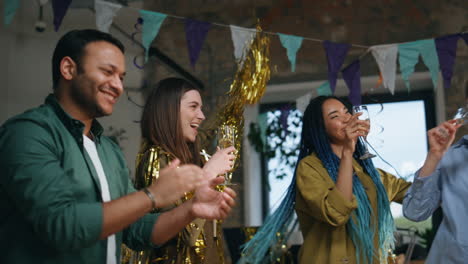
[216,24,271,171]
[230,24,271,105]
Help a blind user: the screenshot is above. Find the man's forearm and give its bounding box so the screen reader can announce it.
[150,200,195,245]
[100,190,153,239]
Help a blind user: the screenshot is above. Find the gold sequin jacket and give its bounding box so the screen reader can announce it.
[122,142,224,264]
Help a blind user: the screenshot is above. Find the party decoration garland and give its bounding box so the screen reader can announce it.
[7,1,466,105]
[215,24,271,170]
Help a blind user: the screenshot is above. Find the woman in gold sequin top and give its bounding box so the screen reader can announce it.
[128,77,236,264]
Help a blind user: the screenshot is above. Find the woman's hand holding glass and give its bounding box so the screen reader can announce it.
[434,105,466,147]
[430,120,462,157]
[204,125,237,238]
[352,105,376,160]
[203,146,236,180]
[344,112,370,153]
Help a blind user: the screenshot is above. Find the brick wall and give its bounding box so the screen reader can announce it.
[141,0,468,227]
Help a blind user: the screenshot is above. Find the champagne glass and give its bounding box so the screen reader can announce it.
[453,105,468,125]
[438,105,467,138]
[352,105,376,160]
[217,124,236,185]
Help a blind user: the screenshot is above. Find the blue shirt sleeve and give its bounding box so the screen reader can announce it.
[402,168,442,221]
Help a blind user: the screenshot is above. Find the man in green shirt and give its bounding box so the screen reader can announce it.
[0,29,236,264]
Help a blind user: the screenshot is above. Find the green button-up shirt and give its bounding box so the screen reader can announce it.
[0,94,159,263]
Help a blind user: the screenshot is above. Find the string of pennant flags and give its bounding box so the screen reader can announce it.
[5,0,468,106]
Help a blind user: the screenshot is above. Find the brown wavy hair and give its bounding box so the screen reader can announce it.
[140,77,202,165]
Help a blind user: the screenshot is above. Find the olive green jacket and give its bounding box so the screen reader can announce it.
[295,153,411,264]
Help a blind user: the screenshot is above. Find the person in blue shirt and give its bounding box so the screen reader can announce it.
[403,109,466,263]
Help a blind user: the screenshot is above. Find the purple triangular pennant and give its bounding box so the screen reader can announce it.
[323,40,350,93]
[435,34,460,89]
[185,19,211,67]
[342,60,361,106]
[52,0,72,31]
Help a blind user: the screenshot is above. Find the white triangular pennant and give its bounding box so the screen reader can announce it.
[371,44,398,94]
[296,92,313,114]
[230,25,256,67]
[95,0,122,33]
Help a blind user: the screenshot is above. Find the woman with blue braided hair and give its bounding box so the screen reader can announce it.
[240,95,410,264]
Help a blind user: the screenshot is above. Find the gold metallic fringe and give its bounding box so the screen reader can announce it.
[217,24,271,170]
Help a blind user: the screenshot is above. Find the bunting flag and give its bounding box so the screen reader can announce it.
[185,19,211,67]
[323,40,350,93]
[4,0,20,25]
[316,81,332,96]
[278,33,303,72]
[296,91,313,114]
[370,44,398,94]
[230,25,256,66]
[435,34,461,89]
[13,0,464,98]
[342,60,362,106]
[52,0,72,31]
[140,10,167,62]
[398,39,439,91]
[95,0,122,33]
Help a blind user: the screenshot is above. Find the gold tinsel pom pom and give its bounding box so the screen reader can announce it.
[217,24,271,169]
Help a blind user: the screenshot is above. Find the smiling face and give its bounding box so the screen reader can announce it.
[180,89,205,143]
[67,41,126,119]
[322,98,352,144]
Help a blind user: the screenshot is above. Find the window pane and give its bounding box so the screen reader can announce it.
[266,109,302,212]
[366,100,432,234]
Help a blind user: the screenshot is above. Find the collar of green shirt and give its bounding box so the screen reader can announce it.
[45,94,104,144]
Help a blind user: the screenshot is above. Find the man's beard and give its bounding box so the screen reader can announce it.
[70,78,108,118]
